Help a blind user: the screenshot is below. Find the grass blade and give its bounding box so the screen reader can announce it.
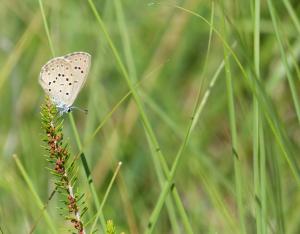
[221,7,246,234]
[13,154,57,233]
[89,162,122,234]
[87,0,194,232]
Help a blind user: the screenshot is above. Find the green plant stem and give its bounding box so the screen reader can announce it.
[259,123,267,234]
[175,3,300,186]
[145,51,238,233]
[282,0,300,35]
[145,39,239,234]
[38,0,55,56]
[221,8,247,234]
[267,0,300,124]
[143,55,240,232]
[253,0,261,233]
[145,2,220,232]
[145,118,193,233]
[269,142,285,234]
[253,0,267,233]
[142,57,235,195]
[87,0,194,233]
[90,162,122,234]
[113,1,180,233]
[13,154,57,234]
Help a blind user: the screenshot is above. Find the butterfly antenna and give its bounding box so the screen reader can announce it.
[70,106,88,114]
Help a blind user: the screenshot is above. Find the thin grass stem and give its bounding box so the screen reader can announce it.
[13,154,57,233]
[175,3,300,186]
[253,0,263,233]
[221,8,246,234]
[266,0,300,123]
[90,162,122,234]
[87,0,194,232]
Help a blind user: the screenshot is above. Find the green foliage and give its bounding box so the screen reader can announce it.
[0,0,300,233]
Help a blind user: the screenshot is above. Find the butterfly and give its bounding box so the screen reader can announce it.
[39,52,91,114]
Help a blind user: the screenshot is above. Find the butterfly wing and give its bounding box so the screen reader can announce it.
[39,57,76,107]
[63,52,91,105]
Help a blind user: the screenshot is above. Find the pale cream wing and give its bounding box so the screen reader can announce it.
[39,57,76,107]
[63,52,91,104]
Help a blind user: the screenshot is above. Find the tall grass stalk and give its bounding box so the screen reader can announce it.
[143,56,240,232]
[174,4,300,185]
[38,0,55,56]
[253,0,264,233]
[87,0,194,232]
[144,2,240,232]
[113,2,179,232]
[144,41,241,232]
[113,0,192,232]
[266,0,300,123]
[221,7,246,234]
[13,154,57,233]
[268,141,285,233]
[142,59,235,195]
[144,18,240,234]
[282,0,300,35]
[254,0,267,233]
[90,162,122,234]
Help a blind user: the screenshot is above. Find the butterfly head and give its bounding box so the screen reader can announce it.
[54,100,87,115]
[53,99,71,115]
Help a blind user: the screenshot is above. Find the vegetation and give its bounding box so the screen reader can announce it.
[0,0,300,233]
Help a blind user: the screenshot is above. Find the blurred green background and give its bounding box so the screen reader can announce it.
[1,0,300,233]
